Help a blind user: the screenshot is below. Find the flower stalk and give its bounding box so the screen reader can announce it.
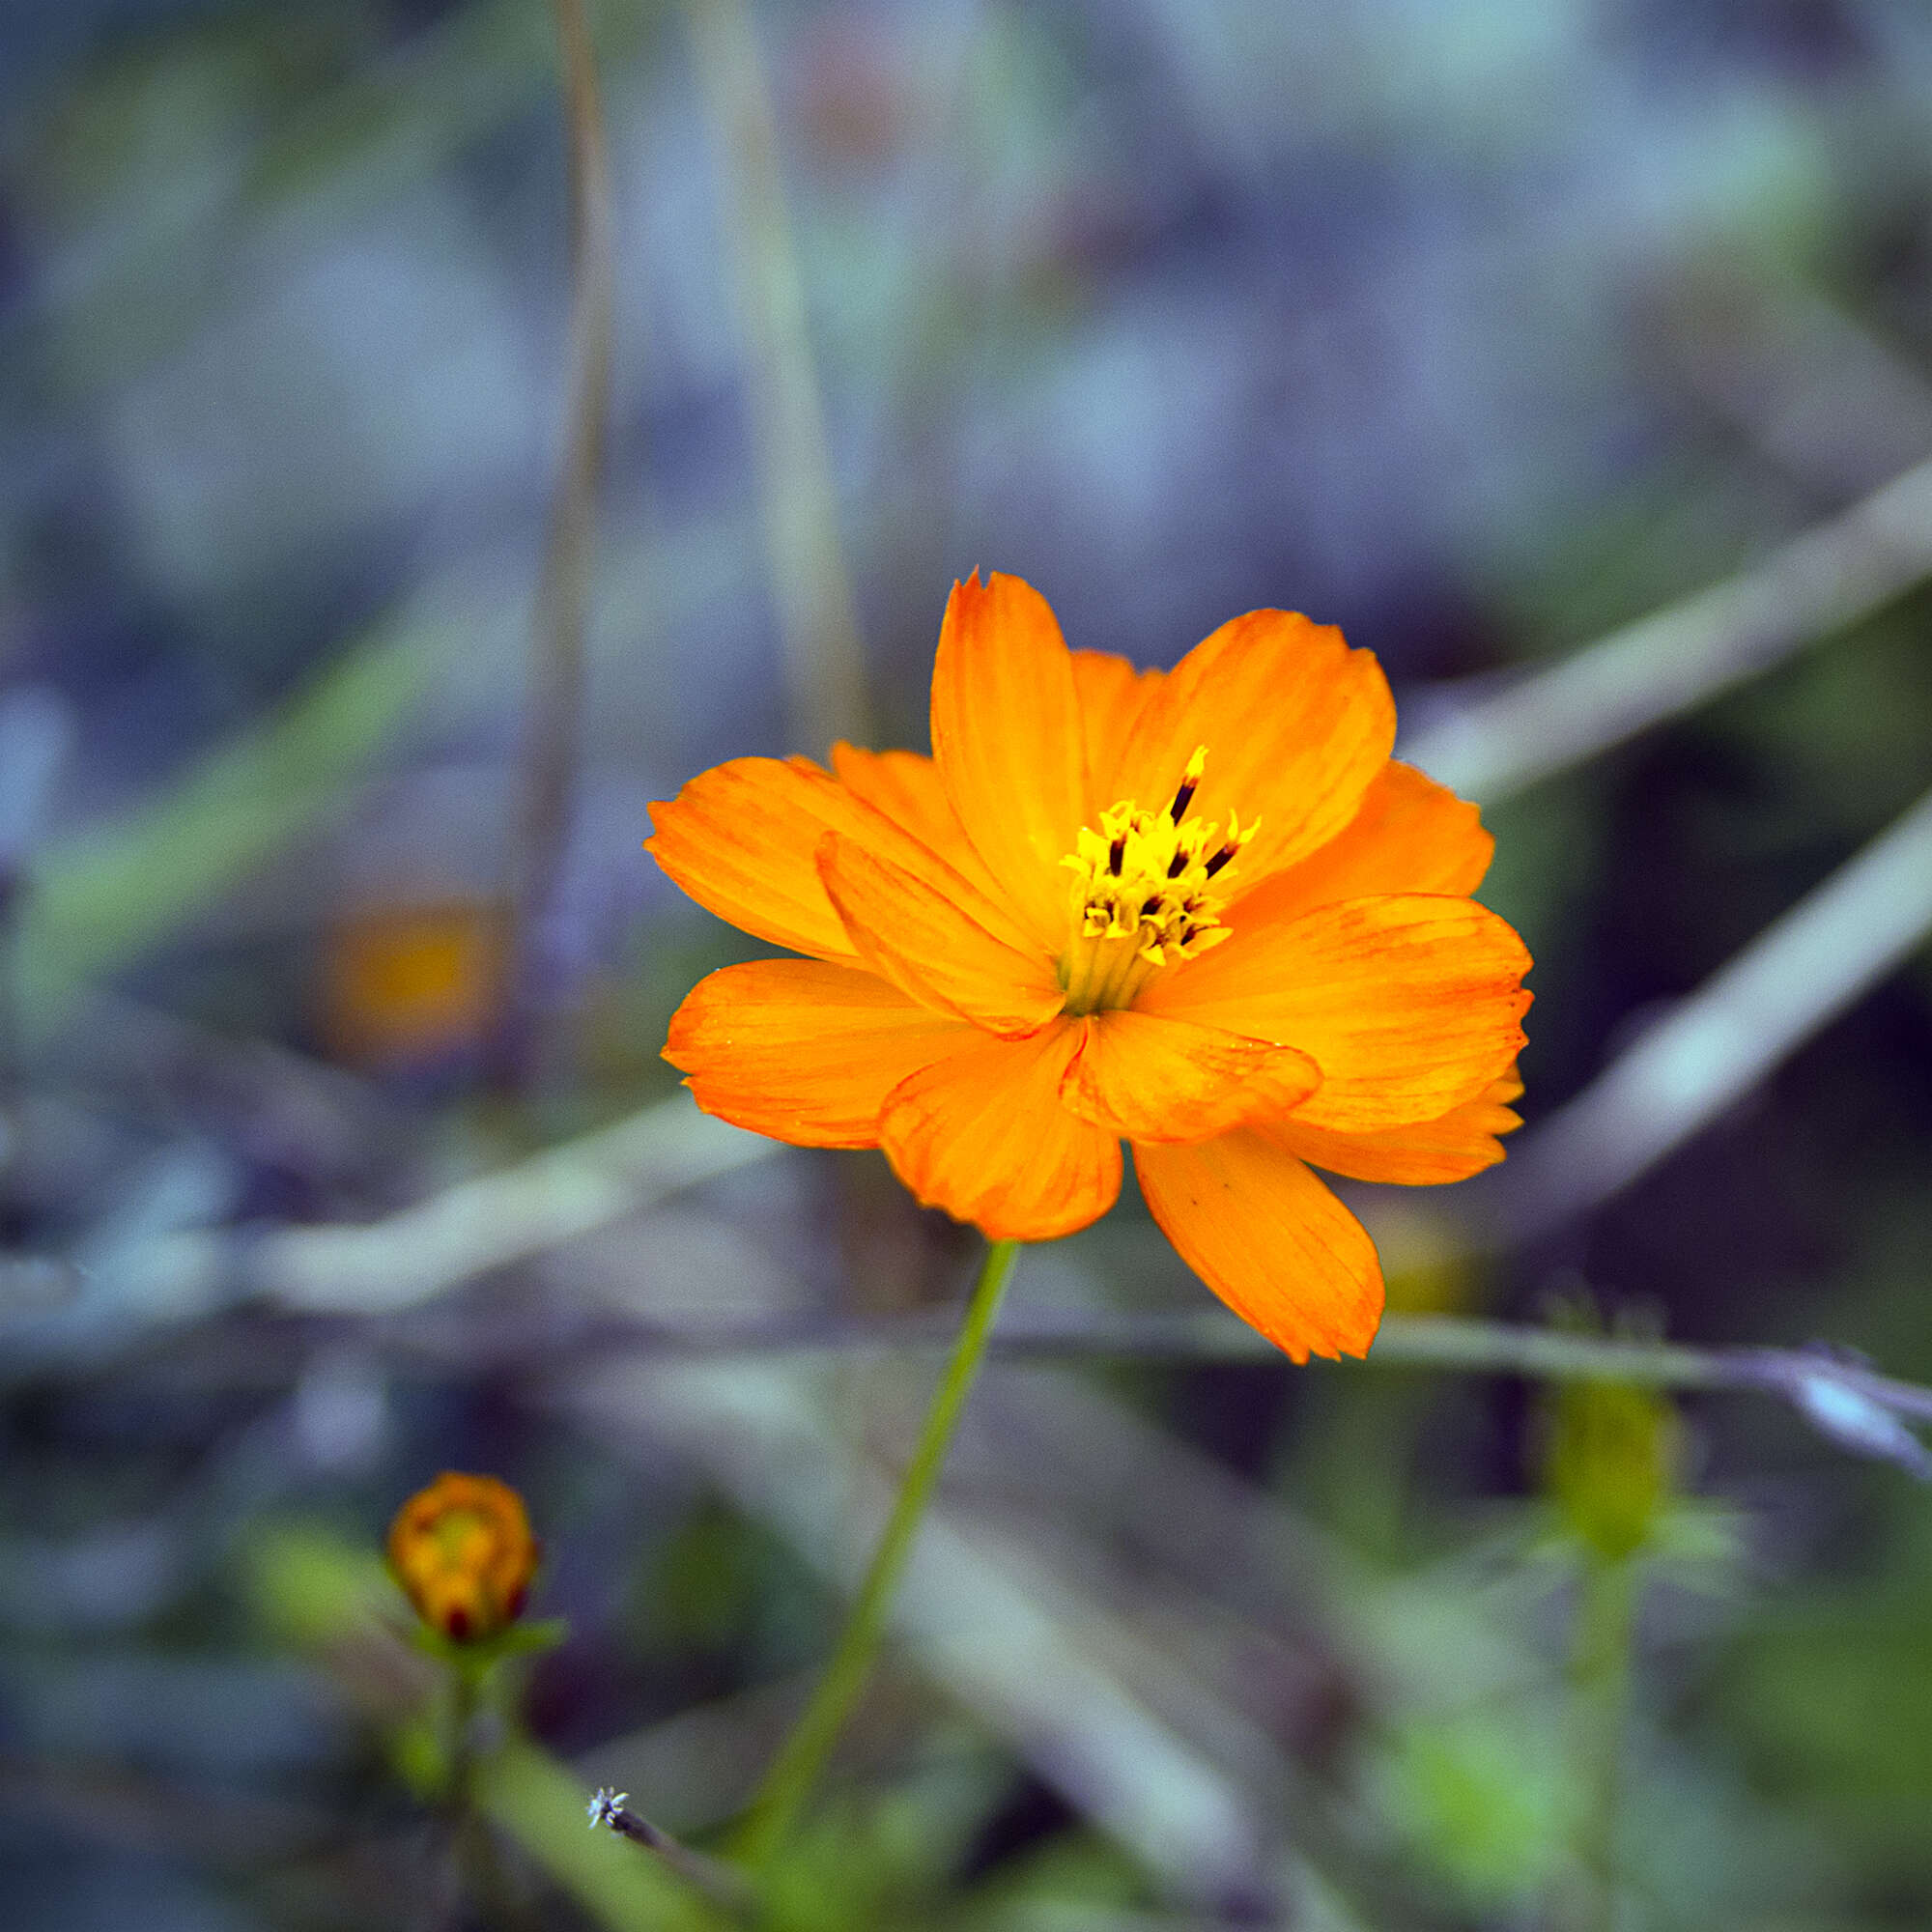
[1567,1550,1637,1932]
[736,1237,1022,1865]
[1541,1361,1675,1932]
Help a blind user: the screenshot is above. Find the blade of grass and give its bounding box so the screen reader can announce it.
[1482,780,1932,1242]
[683,0,870,755]
[1403,455,1932,804]
[17,615,440,1042]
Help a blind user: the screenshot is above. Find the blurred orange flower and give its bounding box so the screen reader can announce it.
[320,900,506,1069]
[386,1472,537,1644]
[648,574,1530,1360]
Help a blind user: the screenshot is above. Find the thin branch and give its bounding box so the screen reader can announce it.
[683,0,870,754]
[259,1095,769,1315]
[47,1163,1932,1475]
[1472,780,1932,1244]
[367,1297,1932,1478]
[1400,451,1932,804]
[498,0,614,1085]
[516,1308,1932,1476]
[1654,272,1932,499]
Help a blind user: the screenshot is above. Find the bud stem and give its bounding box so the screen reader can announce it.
[1565,1551,1638,1932]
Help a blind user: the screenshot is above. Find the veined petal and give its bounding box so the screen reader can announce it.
[1230,761,1492,927]
[1072,648,1163,816]
[665,959,976,1147]
[1141,894,1531,1133]
[1134,1132,1383,1362]
[830,743,1010,906]
[1113,610,1396,888]
[818,834,1065,1037]
[1265,1068,1523,1183]
[647,754,1034,962]
[1062,1009,1320,1143]
[879,1021,1122,1240]
[930,573,1089,948]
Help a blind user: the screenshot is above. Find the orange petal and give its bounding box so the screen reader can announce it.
[1113,610,1395,888]
[647,754,1036,962]
[1230,761,1492,928]
[1264,1069,1524,1183]
[665,959,978,1147]
[1134,1132,1383,1361]
[1071,648,1163,816]
[929,574,1089,948]
[1061,1009,1320,1143]
[818,834,1065,1036]
[830,743,1009,903]
[1140,894,1531,1133]
[879,1020,1122,1240]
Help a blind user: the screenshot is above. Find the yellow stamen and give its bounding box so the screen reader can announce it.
[1056,746,1257,1014]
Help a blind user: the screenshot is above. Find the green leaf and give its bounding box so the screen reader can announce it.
[17,611,444,1039]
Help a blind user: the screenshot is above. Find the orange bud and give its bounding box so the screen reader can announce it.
[385,1472,537,1644]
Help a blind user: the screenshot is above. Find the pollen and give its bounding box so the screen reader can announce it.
[1057,747,1257,1014]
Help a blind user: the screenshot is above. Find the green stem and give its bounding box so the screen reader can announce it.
[1567,1553,1637,1932]
[441,1661,492,1919]
[737,1237,1022,1866]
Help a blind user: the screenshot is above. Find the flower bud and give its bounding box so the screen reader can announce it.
[1543,1379,1679,1564]
[386,1472,537,1643]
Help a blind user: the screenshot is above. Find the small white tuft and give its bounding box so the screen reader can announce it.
[586,1787,630,1830]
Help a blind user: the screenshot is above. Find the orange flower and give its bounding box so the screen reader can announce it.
[386,1472,538,1643]
[648,574,1531,1360]
[320,899,506,1069]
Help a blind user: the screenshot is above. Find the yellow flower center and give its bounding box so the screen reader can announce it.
[1057,746,1256,1014]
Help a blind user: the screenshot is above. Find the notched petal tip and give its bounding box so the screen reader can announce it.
[1133,1132,1385,1363]
[1115,609,1397,890]
[1147,893,1532,1136]
[930,573,1088,949]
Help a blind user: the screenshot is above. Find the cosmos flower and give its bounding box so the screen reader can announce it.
[648,574,1530,1360]
[386,1471,538,1643]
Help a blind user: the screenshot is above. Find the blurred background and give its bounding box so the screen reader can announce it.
[3,0,1932,1926]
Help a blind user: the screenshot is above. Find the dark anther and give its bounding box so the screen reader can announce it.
[1204,843,1236,877]
[1108,835,1126,875]
[1179,923,1200,947]
[1169,779,1198,824]
[1141,895,1163,918]
[1167,850,1188,878]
